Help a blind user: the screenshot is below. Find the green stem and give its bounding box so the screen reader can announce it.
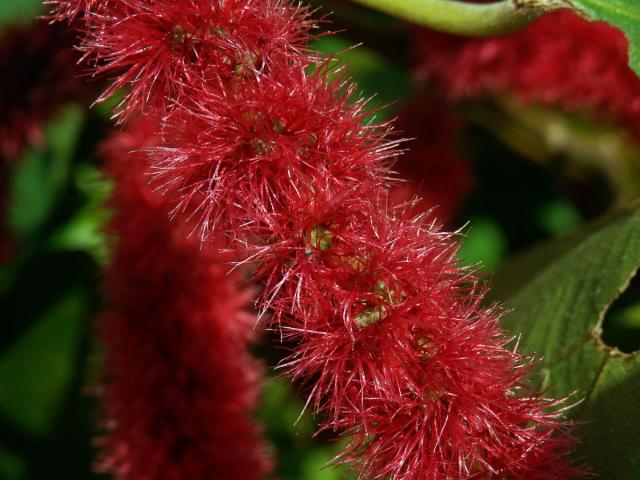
[350,0,558,37]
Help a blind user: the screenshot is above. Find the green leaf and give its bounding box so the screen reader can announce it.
[457,216,508,271]
[0,0,42,27]
[501,202,640,478]
[0,251,97,353]
[49,164,112,263]
[0,288,88,437]
[8,106,84,239]
[0,448,26,480]
[567,0,640,77]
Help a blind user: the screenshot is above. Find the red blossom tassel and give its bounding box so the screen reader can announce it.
[145,72,580,479]
[415,9,640,140]
[50,0,583,478]
[97,118,272,480]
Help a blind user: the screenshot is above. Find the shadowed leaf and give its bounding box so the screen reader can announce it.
[501,201,640,478]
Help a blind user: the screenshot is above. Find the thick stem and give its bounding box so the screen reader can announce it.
[350,0,555,37]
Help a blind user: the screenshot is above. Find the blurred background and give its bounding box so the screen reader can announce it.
[1,1,640,478]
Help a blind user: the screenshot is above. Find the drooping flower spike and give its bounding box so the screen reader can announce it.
[97,117,271,480]
[50,0,583,478]
[146,65,580,480]
[415,9,640,141]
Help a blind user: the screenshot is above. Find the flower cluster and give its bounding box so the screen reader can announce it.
[51,0,581,478]
[415,9,640,140]
[97,117,271,480]
[146,61,577,480]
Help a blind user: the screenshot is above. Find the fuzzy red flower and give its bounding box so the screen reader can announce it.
[146,65,394,240]
[52,0,582,478]
[415,9,640,140]
[141,26,578,480]
[148,78,578,478]
[97,117,271,480]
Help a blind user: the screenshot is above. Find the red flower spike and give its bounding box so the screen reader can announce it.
[415,9,640,140]
[143,35,581,480]
[50,0,585,477]
[259,201,579,479]
[97,118,272,480]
